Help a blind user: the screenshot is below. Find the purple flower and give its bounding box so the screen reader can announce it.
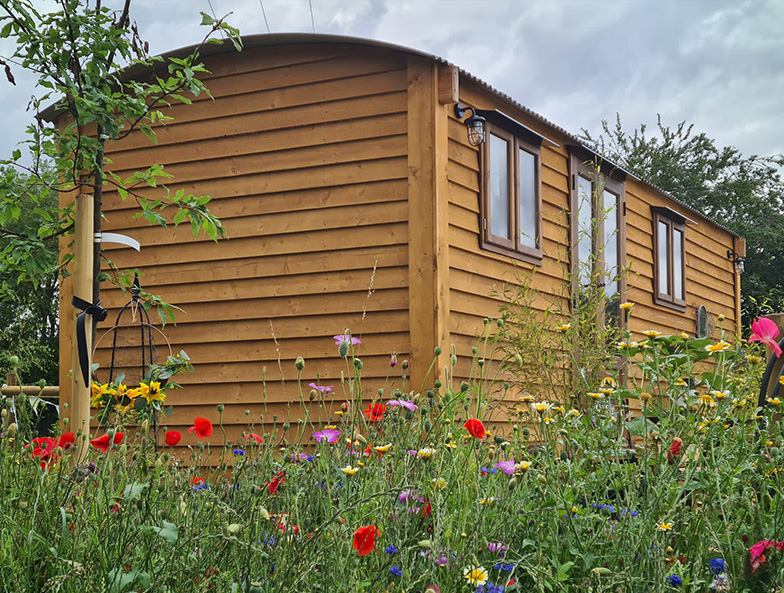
[666,575,682,587]
[298,453,315,462]
[388,399,418,411]
[389,566,402,577]
[488,542,508,555]
[494,460,516,475]
[333,334,361,346]
[308,382,333,394]
[385,545,398,554]
[709,558,726,574]
[312,428,341,443]
[398,488,420,503]
[233,448,245,456]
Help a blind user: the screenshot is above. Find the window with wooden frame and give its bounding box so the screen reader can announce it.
[653,209,687,311]
[569,151,626,324]
[480,122,542,264]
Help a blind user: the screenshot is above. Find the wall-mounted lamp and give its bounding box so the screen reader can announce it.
[454,103,486,146]
[727,249,745,274]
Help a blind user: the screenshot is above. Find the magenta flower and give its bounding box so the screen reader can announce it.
[494,460,516,475]
[398,488,420,503]
[488,541,508,555]
[313,428,341,443]
[333,334,361,346]
[388,399,418,411]
[308,382,333,394]
[749,317,782,358]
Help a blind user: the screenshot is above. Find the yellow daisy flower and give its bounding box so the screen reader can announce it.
[417,448,436,459]
[643,330,661,337]
[532,402,551,412]
[463,565,489,586]
[746,355,761,363]
[768,397,782,406]
[588,392,604,400]
[340,466,359,475]
[555,323,571,332]
[374,444,392,452]
[619,302,634,311]
[705,341,731,353]
[657,522,673,531]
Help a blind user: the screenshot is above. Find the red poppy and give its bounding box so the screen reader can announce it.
[464,418,486,439]
[90,434,112,453]
[421,497,432,518]
[113,432,124,445]
[188,417,213,440]
[165,431,182,446]
[363,403,386,422]
[667,437,683,464]
[246,432,263,444]
[352,525,378,556]
[268,471,285,495]
[55,432,75,450]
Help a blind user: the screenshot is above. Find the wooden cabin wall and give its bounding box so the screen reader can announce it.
[446,80,572,400]
[624,179,739,338]
[73,44,411,445]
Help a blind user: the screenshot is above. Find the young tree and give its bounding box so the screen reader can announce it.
[581,115,784,325]
[0,0,240,444]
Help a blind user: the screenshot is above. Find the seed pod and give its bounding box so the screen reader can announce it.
[508,477,517,489]
[8,355,19,367]
[217,404,224,412]
[434,380,442,389]
[423,419,432,433]
[592,567,612,576]
[460,382,470,393]
[494,435,505,444]
[417,539,432,550]
[434,347,442,356]
[497,318,505,327]
[522,427,530,438]
[338,340,349,358]
[295,356,305,371]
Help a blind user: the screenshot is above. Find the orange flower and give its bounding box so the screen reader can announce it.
[363,403,386,422]
[188,417,213,440]
[464,418,486,439]
[353,525,378,556]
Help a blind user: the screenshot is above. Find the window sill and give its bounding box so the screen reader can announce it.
[653,295,687,313]
[479,239,543,266]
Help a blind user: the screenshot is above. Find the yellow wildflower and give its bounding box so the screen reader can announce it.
[555,323,571,332]
[340,466,359,475]
[674,377,688,387]
[444,441,457,449]
[657,523,673,531]
[705,341,731,353]
[464,565,489,586]
[588,392,604,400]
[698,393,716,407]
[532,402,551,412]
[516,460,532,471]
[710,390,728,400]
[519,394,535,402]
[374,444,392,452]
[639,392,653,404]
[680,332,690,339]
[619,302,634,311]
[747,355,761,363]
[417,448,436,459]
[768,397,782,406]
[643,330,661,337]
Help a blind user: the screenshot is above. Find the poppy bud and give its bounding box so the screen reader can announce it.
[295,356,305,371]
[508,477,517,489]
[434,347,442,355]
[9,355,19,367]
[1,408,6,419]
[338,341,349,358]
[667,437,683,464]
[423,419,432,433]
[417,539,432,550]
[523,427,530,438]
[514,352,523,366]
[17,392,27,406]
[282,422,290,432]
[472,347,478,355]
[402,359,409,370]
[7,422,17,436]
[309,390,317,401]
[353,358,363,370]
[217,404,224,413]
[460,382,470,392]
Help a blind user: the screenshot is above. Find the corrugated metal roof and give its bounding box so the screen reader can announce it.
[43,32,738,238]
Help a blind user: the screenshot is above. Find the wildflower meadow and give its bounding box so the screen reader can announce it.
[1,310,784,592]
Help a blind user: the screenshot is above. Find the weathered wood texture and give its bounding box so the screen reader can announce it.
[68,45,413,442]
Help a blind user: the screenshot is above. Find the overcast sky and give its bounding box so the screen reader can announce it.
[1,0,783,163]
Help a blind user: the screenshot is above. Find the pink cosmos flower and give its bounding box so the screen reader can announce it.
[494,460,516,475]
[749,317,782,358]
[333,334,361,346]
[387,399,418,411]
[309,382,333,394]
[313,428,341,443]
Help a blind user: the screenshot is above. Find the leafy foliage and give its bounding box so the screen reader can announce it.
[0,0,241,321]
[580,115,784,326]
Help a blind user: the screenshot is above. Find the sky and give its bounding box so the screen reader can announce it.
[1,0,783,163]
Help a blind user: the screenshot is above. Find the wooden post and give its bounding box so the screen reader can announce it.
[70,193,94,458]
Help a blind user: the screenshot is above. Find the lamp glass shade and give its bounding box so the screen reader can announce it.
[467,117,485,146]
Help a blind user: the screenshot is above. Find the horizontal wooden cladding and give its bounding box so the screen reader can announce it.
[103,181,407,240]
[105,217,408,269]
[108,86,407,153]
[449,200,568,247]
[102,244,406,293]
[108,112,407,176]
[100,262,407,311]
[104,197,408,249]
[102,157,408,221]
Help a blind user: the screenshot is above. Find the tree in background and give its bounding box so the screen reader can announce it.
[0,1,240,389]
[581,115,784,327]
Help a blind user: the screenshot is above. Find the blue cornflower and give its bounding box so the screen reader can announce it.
[385,545,398,554]
[389,566,402,577]
[476,582,504,593]
[666,575,683,587]
[710,558,726,574]
[493,562,514,572]
[233,448,245,456]
[621,508,640,517]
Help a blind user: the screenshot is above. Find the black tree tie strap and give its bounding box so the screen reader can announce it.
[72,295,108,387]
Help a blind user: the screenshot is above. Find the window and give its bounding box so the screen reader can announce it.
[653,209,686,311]
[569,152,626,323]
[480,122,542,263]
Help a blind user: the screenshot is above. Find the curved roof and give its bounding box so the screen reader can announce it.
[45,32,738,238]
